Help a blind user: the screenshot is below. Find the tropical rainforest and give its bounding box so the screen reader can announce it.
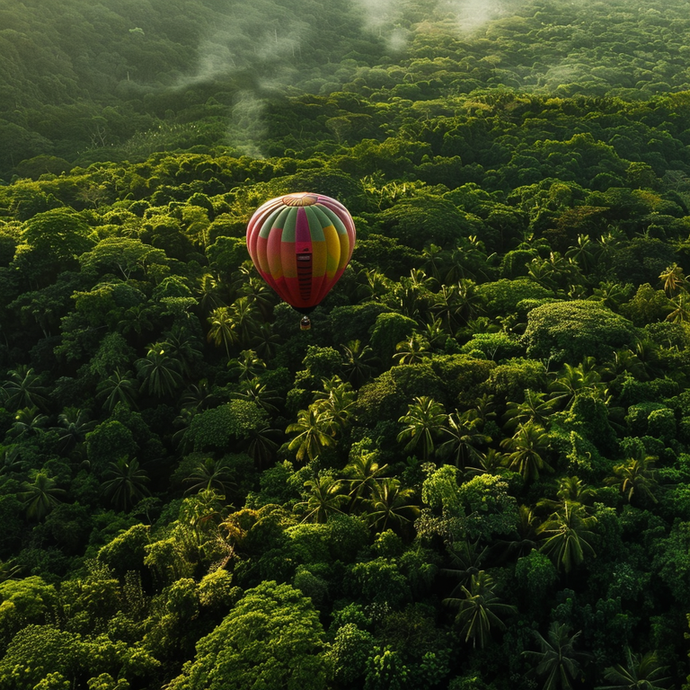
[1,0,690,687]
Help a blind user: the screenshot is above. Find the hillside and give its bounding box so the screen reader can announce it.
[0,1,689,688]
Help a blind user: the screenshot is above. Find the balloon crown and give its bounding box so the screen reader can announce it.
[281,192,318,207]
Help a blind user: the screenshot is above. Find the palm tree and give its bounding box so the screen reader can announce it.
[239,275,276,319]
[360,268,392,302]
[312,377,355,434]
[549,361,606,410]
[659,263,686,297]
[228,296,260,347]
[422,318,449,351]
[344,450,389,503]
[393,334,431,365]
[160,326,203,378]
[666,291,690,324]
[596,648,671,690]
[606,452,659,504]
[54,407,96,451]
[491,504,539,562]
[473,393,498,426]
[503,389,558,431]
[500,421,554,482]
[296,476,348,523]
[287,408,336,462]
[390,276,428,320]
[523,623,589,690]
[232,380,281,415]
[432,282,476,334]
[196,273,226,313]
[184,456,236,497]
[445,571,516,648]
[19,471,66,520]
[0,446,23,477]
[466,448,507,476]
[364,477,420,532]
[602,348,645,381]
[252,324,281,359]
[439,410,491,469]
[247,422,281,468]
[565,234,596,273]
[591,281,633,311]
[0,559,21,583]
[422,243,449,281]
[118,303,154,343]
[180,379,218,412]
[538,476,596,514]
[397,396,447,460]
[229,349,266,382]
[207,306,238,358]
[0,365,48,411]
[538,502,597,573]
[136,344,183,398]
[10,407,48,438]
[97,368,138,411]
[441,540,489,594]
[102,457,151,511]
[341,340,378,388]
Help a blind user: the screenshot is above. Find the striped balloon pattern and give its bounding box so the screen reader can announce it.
[246,192,356,313]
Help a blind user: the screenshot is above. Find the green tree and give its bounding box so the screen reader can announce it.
[596,648,671,690]
[19,472,66,520]
[287,408,336,462]
[342,340,378,388]
[54,408,96,452]
[439,410,491,469]
[606,452,659,504]
[538,502,597,573]
[79,237,168,282]
[102,457,150,511]
[393,334,431,365]
[296,476,348,523]
[364,477,420,532]
[397,396,447,460]
[15,208,94,286]
[522,300,637,363]
[659,263,686,297]
[0,365,48,411]
[184,456,236,496]
[96,369,138,412]
[500,420,554,481]
[167,581,329,690]
[207,307,237,359]
[524,623,589,690]
[345,449,389,503]
[445,571,516,649]
[503,389,557,430]
[136,344,183,398]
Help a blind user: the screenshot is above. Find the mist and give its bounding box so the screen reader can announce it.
[175,0,523,154]
[446,0,505,33]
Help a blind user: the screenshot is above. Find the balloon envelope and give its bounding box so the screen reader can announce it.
[246,192,356,313]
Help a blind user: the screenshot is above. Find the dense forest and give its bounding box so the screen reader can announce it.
[1,0,690,687]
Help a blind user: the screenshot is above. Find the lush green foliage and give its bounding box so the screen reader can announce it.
[2,0,690,688]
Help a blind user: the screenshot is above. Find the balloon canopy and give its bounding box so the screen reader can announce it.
[246,192,356,314]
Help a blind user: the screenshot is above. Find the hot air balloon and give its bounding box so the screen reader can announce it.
[246,192,356,329]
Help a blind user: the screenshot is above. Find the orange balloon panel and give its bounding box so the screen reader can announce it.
[246,192,356,313]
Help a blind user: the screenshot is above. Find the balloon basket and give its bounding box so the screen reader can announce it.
[300,316,312,331]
